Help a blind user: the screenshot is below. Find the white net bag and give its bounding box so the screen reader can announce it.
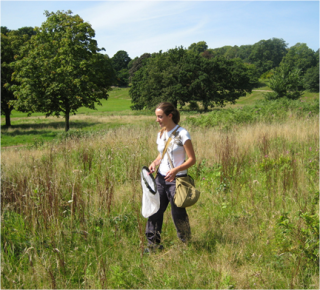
[141,166,160,218]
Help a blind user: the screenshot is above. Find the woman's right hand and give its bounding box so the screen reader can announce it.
[149,161,156,174]
[149,154,160,174]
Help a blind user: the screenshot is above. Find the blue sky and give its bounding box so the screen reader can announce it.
[1,1,319,59]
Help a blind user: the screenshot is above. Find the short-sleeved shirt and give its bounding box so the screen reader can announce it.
[157,125,191,176]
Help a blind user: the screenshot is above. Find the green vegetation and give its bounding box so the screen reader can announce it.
[186,98,319,129]
[1,12,319,288]
[1,100,319,288]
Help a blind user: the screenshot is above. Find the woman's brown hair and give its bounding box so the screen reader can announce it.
[156,102,180,137]
[156,102,180,124]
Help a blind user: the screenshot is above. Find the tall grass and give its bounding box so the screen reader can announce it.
[1,113,319,288]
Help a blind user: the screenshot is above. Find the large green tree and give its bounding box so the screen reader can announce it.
[130,47,255,111]
[1,27,33,127]
[10,10,115,131]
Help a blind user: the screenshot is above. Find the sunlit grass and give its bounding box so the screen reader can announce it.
[1,113,319,289]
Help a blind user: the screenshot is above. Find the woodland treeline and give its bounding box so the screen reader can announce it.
[1,10,319,130]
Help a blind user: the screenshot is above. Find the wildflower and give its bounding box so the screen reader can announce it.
[309,147,312,151]
[202,178,205,180]
[264,155,268,158]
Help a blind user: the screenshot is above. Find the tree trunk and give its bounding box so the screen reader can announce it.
[5,111,11,127]
[65,111,70,132]
[173,100,178,109]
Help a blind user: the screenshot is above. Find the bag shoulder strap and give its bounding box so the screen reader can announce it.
[155,125,180,175]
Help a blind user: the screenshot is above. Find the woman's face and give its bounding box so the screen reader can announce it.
[155,108,172,128]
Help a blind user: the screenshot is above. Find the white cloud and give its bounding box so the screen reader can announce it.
[76,1,206,56]
[77,1,194,31]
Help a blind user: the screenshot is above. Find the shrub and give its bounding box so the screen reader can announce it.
[188,101,200,111]
[266,64,304,100]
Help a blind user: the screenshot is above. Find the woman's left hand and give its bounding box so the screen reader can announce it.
[165,169,178,182]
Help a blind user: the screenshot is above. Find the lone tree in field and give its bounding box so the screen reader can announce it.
[265,63,304,100]
[10,10,115,131]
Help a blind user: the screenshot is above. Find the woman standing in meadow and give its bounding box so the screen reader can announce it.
[146,102,196,252]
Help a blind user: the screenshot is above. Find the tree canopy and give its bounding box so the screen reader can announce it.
[188,41,208,54]
[111,50,131,86]
[303,50,319,92]
[130,47,256,111]
[280,43,317,74]
[248,38,288,75]
[1,26,34,126]
[10,10,115,131]
[111,50,131,72]
[128,53,151,81]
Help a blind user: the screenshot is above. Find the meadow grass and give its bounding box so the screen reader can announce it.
[1,110,319,289]
[1,87,319,288]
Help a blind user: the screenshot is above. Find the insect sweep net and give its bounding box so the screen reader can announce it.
[141,166,160,218]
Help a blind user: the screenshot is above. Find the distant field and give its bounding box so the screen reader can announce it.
[4,87,132,119]
[1,85,319,147]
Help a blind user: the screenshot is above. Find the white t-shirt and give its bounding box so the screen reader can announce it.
[157,125,191,176]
